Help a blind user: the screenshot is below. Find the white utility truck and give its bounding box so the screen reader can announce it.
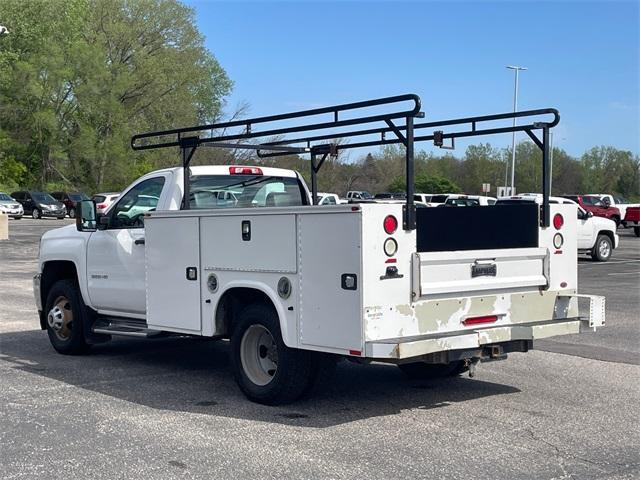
[34,95,605,404]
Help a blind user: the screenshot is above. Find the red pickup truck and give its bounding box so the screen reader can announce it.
[562,195,622,226]
[624,206,640,237]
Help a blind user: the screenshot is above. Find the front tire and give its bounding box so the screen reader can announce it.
[12,215,22,220]
[32,208,41,219]
[45,279,91,355]
[68,207,76,218]
[398,361,468,379]
[591,234,612,262]
[231,304,314,405]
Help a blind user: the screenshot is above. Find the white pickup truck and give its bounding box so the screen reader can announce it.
[33,95,605,405]
[498,195,619,261]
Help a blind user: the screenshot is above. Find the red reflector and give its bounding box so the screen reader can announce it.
[385,258,397,263]
[383,215,398,234]
[351,206,360,212]
[229,166,263,175]
[349,349,362,356]
[554,250,563,254]
[553,213,564,229]
[97,204,106,209]
[463,315,498,326]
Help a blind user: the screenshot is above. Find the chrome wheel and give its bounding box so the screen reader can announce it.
[240,324,278,386]
[32,209,40,219]
[598,238,611,259]
[47,296,73,341]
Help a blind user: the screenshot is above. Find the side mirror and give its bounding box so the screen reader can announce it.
[76,200,97,232]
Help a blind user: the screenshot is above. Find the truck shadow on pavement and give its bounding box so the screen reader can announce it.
[0,330,520,428]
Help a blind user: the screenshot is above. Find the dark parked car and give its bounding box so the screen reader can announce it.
[50,191,90,218]
[10,191,66,219]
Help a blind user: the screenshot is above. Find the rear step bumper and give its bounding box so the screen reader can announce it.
[366,295,605,360]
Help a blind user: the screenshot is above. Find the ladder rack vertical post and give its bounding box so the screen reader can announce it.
[310,152,318,205]
[404,115,416,230]
[182,145,190,210]
[541,126,551,227]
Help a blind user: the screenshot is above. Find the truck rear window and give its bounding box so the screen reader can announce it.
[189,175,306,209]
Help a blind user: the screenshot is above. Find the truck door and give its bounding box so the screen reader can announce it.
[576,207,594,249]
[86,175,167,315]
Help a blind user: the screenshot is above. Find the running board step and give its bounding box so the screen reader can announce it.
[92,317,162,338]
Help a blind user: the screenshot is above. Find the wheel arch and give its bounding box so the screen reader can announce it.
[214,282,294,347]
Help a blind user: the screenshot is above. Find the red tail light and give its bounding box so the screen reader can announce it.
[383,215,398,234]
[229,166,263,175]
[97,204,106,209]
[553,213,564,229]
[463,315,498,326]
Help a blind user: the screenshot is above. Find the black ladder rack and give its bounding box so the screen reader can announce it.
[131,93,558,229]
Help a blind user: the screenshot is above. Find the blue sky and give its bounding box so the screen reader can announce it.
[185,0,639,158]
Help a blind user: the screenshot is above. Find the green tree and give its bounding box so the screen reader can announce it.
[389,173,461,194]
[0,0,232,192]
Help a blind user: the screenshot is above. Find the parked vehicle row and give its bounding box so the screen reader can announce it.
[0,190,121,220]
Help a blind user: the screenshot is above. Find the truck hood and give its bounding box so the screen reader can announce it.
[41,223,80,241]
[587,215,616,231]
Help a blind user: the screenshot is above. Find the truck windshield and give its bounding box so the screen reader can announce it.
[189,175,305,209]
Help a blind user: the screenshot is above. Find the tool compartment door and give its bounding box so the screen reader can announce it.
[199,214,297,273]
[146,216,201,332]
[298,212,362,351]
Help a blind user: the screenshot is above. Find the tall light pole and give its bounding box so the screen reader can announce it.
[506,65,527,194]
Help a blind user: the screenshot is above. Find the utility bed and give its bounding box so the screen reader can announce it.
[144,202,604,361]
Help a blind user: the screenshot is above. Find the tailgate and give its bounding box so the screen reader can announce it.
[412,247,548,297]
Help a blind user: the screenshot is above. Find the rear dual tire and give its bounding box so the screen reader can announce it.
[231,304,318,405]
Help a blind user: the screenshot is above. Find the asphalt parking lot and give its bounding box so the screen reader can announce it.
[1,219,639,480]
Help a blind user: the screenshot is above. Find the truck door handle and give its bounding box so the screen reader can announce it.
[134,238,145,245]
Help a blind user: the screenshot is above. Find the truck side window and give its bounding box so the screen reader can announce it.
[109,177,165,229]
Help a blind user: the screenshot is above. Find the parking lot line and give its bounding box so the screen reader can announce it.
[579,259,640,266]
